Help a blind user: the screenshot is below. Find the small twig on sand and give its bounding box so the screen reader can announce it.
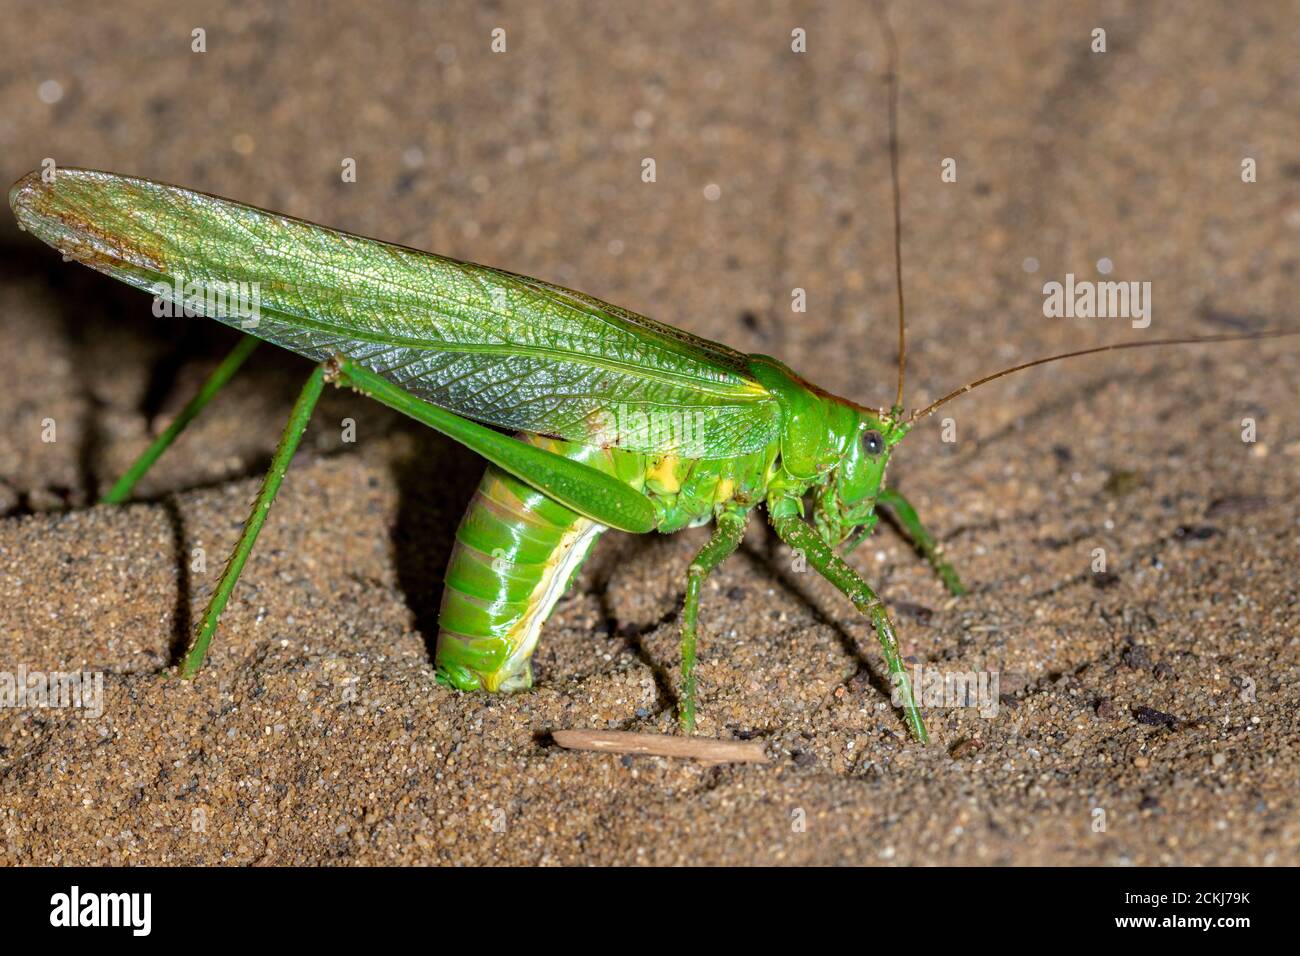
[552,729,769,765]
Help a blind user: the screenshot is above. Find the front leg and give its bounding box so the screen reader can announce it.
[769,506,928,743]
[877,487,966,596]
[678,506,748,733]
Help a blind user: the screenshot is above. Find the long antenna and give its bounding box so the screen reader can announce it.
[875,1,907,414]
[909,329,1300,422]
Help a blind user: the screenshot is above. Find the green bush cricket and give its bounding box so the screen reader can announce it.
[9,17,1296,745]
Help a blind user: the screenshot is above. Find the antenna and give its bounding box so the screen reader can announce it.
[908,329,1300,422]
[875,1,907,415]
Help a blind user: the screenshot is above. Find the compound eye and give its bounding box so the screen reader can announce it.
[862,430,885,457]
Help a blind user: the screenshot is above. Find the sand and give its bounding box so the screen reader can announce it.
[0,0,1297,865]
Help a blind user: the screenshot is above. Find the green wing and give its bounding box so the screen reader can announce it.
[10,168,779,459]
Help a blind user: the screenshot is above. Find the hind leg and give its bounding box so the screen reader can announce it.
[179,361,323,677]
[101,335,259,503]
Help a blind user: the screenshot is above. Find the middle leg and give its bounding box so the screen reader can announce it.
[678,506,748,733]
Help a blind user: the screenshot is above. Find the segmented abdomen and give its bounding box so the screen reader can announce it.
[434,436,625,692]
[433,434,775,692]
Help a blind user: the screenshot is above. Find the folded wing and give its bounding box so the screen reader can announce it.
[10,168,780,459]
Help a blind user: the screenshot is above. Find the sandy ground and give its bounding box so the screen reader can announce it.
[0,0,1297,865]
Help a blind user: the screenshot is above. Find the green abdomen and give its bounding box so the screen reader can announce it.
[434,434,776,692]
[435,436,626,692]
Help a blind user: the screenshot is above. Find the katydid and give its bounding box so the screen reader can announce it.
[9,34,1295,744]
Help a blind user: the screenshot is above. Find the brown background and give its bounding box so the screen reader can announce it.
[0,1,1296,864]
